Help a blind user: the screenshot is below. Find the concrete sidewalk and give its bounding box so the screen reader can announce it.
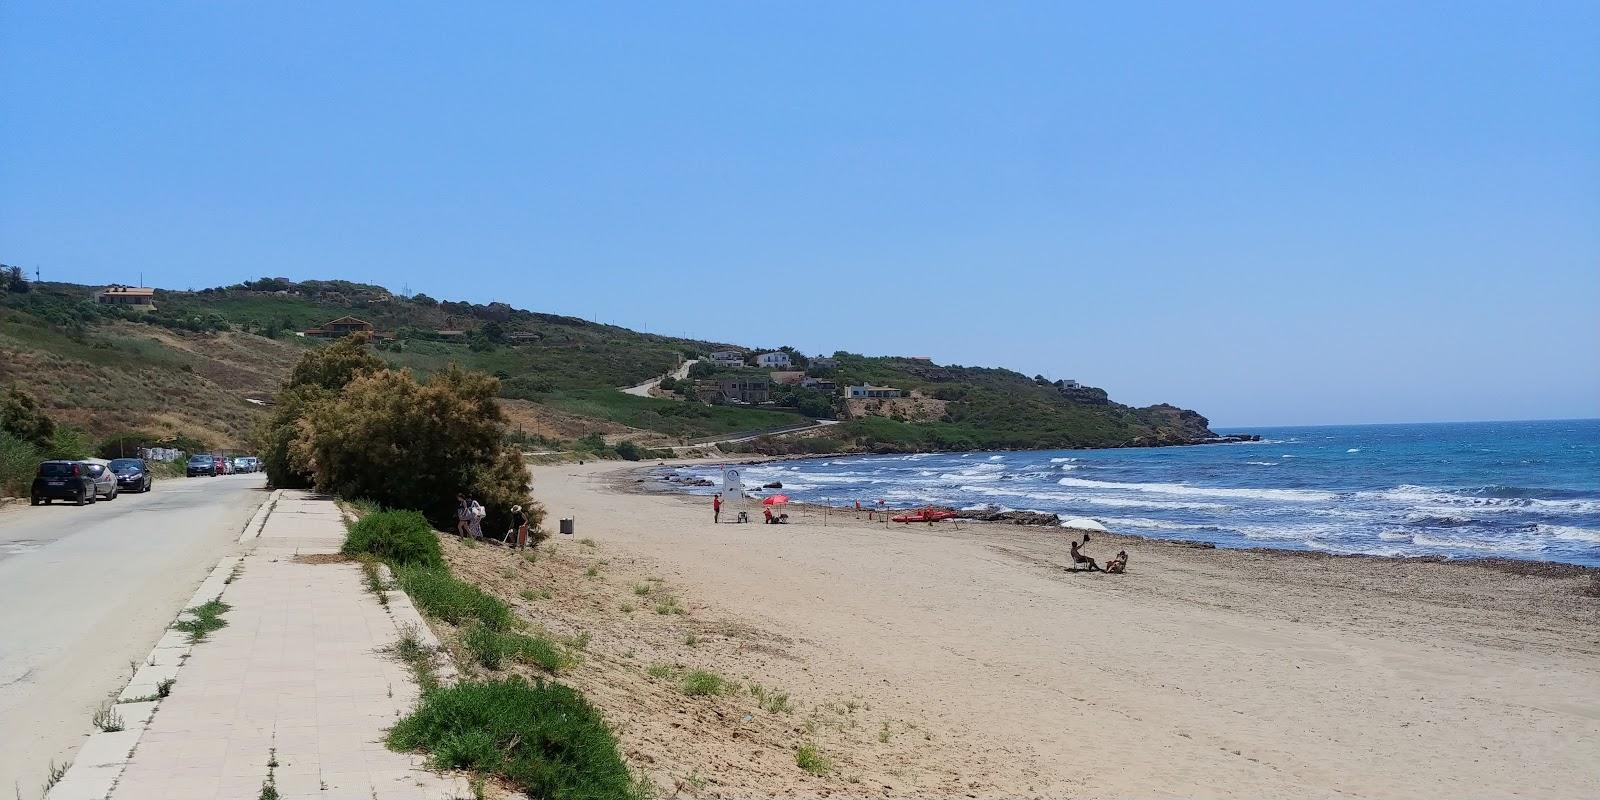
[55,490,465,800]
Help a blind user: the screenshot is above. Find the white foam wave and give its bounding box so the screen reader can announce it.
[1101,517,1215,531]
[1377,485,1600,514]
[1056,477,1335,503]
[988,455,1004,461]
[1346,448,1361,453]
[1049,457,1077,463]
[1411,533,1545,553]
[1541,524,1600,544]
[1377,530,1411,542]
[958,485,1229,511]
[1244,461,1279,466]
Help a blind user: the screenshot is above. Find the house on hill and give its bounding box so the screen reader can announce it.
[846,384,903,399]
[708,349,746,367]
[303,316,375,338]
[714,376,771,404]
[769,371,806,386]
[94,285,156,311]
[756,351,791,368]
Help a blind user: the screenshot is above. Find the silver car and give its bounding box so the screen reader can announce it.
[82,462,119,500]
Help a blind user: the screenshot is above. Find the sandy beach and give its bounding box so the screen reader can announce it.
[516,459,1599,799]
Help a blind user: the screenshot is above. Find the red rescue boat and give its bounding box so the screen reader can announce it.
[890,508,957,524]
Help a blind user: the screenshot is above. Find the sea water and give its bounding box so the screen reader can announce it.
[662,419,1600,567]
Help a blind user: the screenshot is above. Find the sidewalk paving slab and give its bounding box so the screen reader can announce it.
[91,491,469,800]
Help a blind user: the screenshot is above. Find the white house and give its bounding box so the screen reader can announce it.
[708,349,746,367]
[756,351,792,368]
[846,385,903,399]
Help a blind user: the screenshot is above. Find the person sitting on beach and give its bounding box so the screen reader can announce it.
[1069,533,1100,572]
[1103,549,1129,574]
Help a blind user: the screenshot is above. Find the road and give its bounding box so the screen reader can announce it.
[621,358,698,397]
[0,473,269,799]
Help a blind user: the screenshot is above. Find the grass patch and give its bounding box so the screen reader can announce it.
[172,599,231,643]
[158,677,175,698]
[632,583,652,596]
[466,625,569,673]
[653,596,683,615]
[391,625,440,694]
[585,565,600,579]
[397,566,512,630]
[92,703,124,732]
[42,760,70,795]
[682,633,698,648]
[645,664,675,680]
[679,669,727,696]
[749,683,792,714]
[388,676,634,800]
[579,537,596,548]
[342,510,443,568]
[358,556,390,608]
[795,744,832,776]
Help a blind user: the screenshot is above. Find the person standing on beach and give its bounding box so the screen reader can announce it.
[713,493,722,523]
[507,504,529,549]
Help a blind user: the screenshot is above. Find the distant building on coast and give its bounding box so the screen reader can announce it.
[769,371,806,386]
[810,356,838,370]
[708,349,746,367]
[715,376,771,404]
[1055,379,1081,390]
[846,385,903,399]
[304,316,375,338]
[95,285,156,311]
[756,351,792,368]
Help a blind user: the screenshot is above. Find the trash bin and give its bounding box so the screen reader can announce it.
[559,517,574,536]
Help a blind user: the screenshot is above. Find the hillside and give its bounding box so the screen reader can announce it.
[0,274,1225,455]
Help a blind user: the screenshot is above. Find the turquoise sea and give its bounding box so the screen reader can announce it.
[663,419,1600,567]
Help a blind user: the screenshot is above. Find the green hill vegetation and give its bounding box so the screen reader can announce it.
[0,271,1219,461]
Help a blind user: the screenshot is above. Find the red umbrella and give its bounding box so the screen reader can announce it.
[762,494,790,506]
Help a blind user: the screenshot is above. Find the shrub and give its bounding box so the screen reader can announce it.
[0,431,42,497]
[679,669,726,696]
[795,744,831,776]
[0,386,55,447]
[396,566,512,631]
[387,677,633,800]
[613,440,641,461]
[342,510,443,568]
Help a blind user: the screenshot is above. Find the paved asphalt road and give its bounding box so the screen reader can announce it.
[0,472,269,799]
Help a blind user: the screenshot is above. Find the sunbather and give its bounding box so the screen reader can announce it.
[1104,549,1129,574]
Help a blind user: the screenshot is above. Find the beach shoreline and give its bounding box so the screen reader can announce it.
[529,459,1600,798]
[627,460,1600,582]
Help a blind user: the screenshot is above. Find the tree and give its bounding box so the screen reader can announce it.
[289,365,540,534]
[288,332,384,391]
[0,387,56,448]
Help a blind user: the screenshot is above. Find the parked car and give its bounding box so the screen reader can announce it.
[212,455,229,475]
[232,456,254,474]
[31,461,97,505]
[187,454,216,477]
[83,463,119,500]
[109,457,153,493]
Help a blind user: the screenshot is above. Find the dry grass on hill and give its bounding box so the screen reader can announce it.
[434,534,1032,799]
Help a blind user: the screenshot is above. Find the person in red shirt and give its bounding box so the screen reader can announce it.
[713,493,722,523]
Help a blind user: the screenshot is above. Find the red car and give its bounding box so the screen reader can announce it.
[212,455,229,475]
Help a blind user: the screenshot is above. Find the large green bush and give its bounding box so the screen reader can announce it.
[388,677,634,800]
[342,510,443,568]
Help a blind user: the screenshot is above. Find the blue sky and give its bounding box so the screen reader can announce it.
[2,2,1596,427]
